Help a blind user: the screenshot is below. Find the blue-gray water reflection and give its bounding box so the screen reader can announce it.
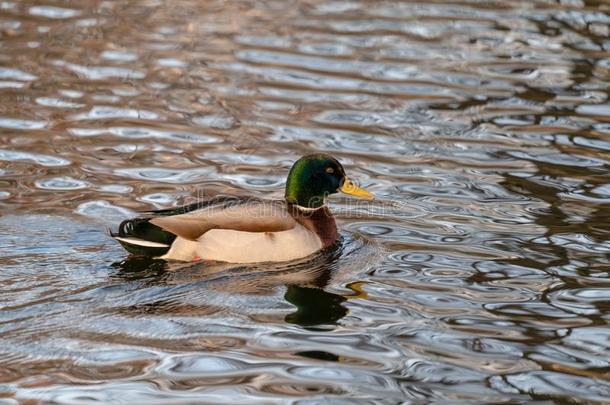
[0,0,609,403]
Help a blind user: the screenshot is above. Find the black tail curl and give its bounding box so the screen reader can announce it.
[111,218,176,257]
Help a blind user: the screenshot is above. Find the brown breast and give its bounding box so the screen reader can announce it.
[288,204,338,248]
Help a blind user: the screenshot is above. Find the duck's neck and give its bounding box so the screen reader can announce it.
[288,203,338,248]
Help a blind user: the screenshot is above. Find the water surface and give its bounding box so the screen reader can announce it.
[0,0,609,403]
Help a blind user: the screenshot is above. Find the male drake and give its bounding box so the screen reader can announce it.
[111,154,373,263]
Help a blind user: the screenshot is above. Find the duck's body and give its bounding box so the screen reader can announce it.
[173,223,322,263]
[111,154,372,264]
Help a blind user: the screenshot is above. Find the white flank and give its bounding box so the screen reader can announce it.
[161,223,322,263]
[160,237,200,261]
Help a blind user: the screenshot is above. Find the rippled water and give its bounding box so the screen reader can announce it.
[0,0,609,403]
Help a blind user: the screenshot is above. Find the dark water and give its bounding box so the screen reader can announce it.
[0,0,609,403]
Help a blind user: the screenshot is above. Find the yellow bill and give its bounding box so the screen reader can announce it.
[340,178,374,200]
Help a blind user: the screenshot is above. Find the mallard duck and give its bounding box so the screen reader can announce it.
[111,154,374,263]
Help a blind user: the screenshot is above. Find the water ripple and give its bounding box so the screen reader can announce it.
[0,150,69,166]
[0,118,46,130]
[29,6,80,19]
[0,67,37,81]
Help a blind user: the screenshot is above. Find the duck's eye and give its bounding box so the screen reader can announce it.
[325,167,334,174]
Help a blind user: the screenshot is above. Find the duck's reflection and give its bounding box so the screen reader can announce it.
[111,256,168,279]
[284,285,347,327]
[110,245,350,328]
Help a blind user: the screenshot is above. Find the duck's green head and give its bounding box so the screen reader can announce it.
[284,154,374,208]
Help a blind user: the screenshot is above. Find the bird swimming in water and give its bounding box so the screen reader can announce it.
[110,154,374,263]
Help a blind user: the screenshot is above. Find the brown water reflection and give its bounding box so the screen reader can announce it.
[0,0,610,403]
